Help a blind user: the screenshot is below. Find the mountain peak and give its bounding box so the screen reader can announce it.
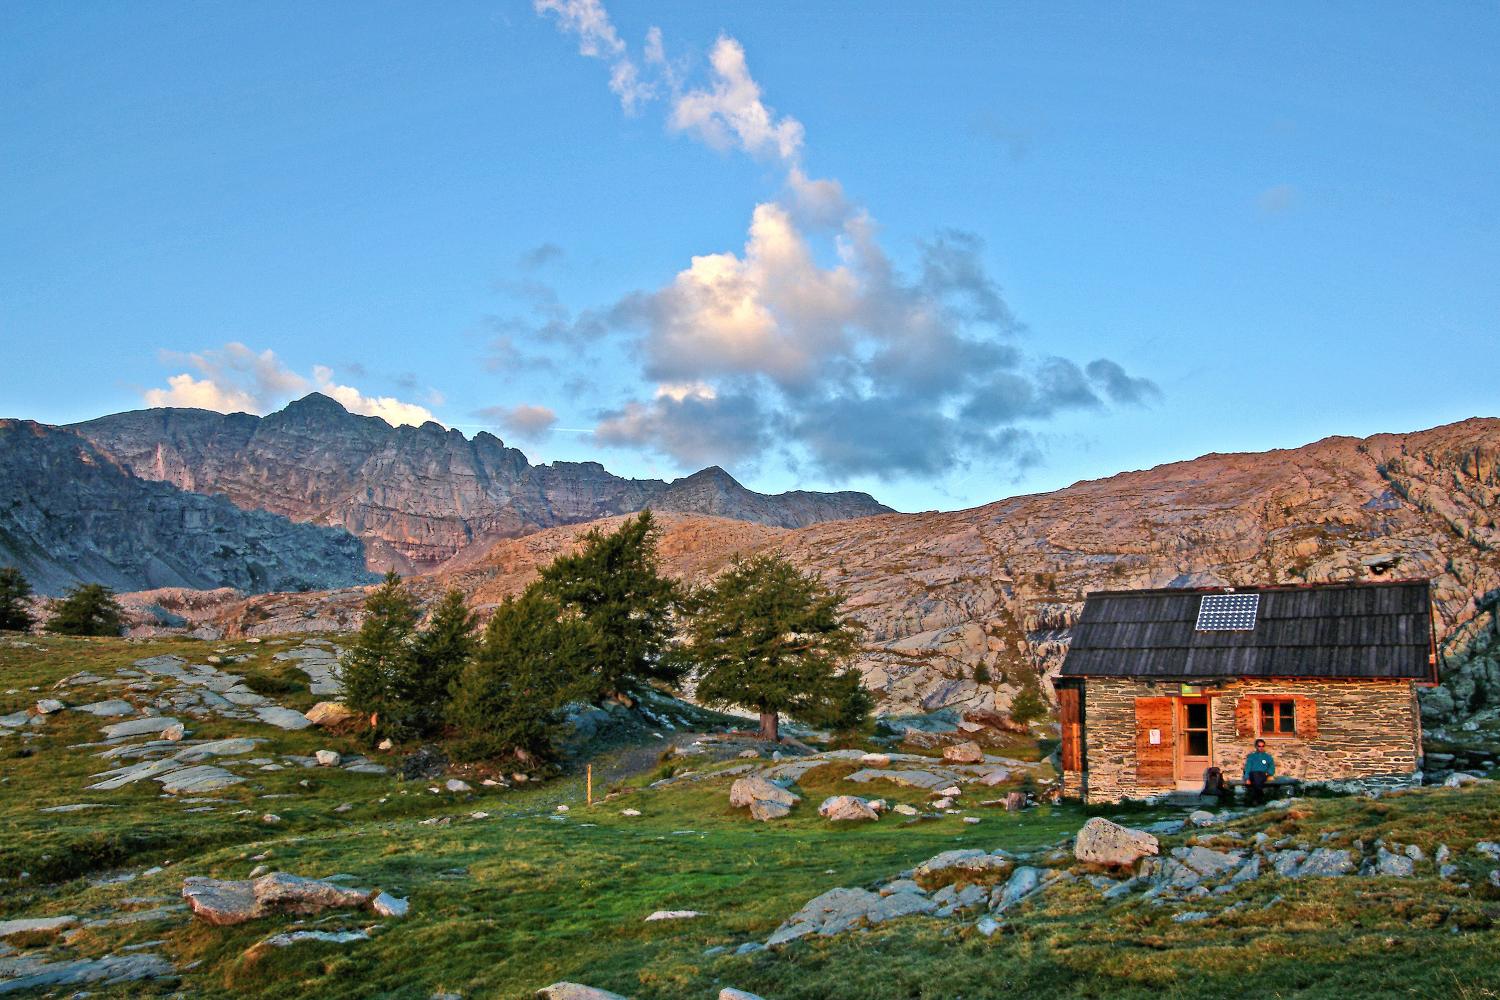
[675,466,743,489]
[279,392,350,417]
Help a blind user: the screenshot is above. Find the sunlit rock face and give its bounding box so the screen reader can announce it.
[68,393,890,574]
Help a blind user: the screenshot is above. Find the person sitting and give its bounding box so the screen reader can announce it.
[1243,739,1276,805]
[1200,765,1234,806]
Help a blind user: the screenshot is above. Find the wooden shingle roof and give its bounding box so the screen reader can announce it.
[1058,580,1434,680]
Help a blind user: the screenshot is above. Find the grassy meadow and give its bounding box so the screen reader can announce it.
[2,636,1499,999]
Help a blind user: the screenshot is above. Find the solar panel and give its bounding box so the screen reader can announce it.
[1195,593,1259,631]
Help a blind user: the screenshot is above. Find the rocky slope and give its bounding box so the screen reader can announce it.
[179,417,1500,718]
[0,420,375,596]
[67,394,891,573]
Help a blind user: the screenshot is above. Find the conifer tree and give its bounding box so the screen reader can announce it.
[409,588,476,734]
[684,554,868,741]
[44,583,124,637]
[338,571,421,737]
[0,566,35,632]
[449,585,592,763]
[536,510,682,699]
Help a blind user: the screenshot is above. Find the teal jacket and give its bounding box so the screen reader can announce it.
[1244,750,1276,780]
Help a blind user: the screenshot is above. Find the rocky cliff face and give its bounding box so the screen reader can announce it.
[0,420,375,596]
[185,417,1500,719]
[68,394,892,574]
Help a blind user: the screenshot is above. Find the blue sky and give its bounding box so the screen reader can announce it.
[2,2,1495,512]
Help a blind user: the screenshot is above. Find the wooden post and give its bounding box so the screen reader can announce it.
[586,764,593,807]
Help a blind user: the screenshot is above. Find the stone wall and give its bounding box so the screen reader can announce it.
[1069,676,1421,803]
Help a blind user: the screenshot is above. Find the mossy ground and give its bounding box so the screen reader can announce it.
[3,636,1500,999]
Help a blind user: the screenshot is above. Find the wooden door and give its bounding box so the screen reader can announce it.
[1177,698,1212,788]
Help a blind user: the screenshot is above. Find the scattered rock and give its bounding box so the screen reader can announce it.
[181,872,376,926]
[720,990,766,1000]
[253,706,314,731]
[315,750,342,767]
[445,779,473,793]
[991,866,1043,912]
[102,716,182,740]
[305,702,358,727]
[942,741,984,764]
[913,849,1011,880]
[259,929,368,947]
[978,768,1012,786]
[1374,848,1415,878]
[620,808,641,817]
[535,985,631,1000]
[892,803,919,816]
[33,699,64,715]
[0,916,77,938]
[975,914,1001,936]
[371,892,409,918]
[859,753,891,767]
[644,910,703,921]
[1188,810,1220,827]
[817,795,880,822]
[72,699,136,717]
[0,953,174,993]
[768,887,936,946]
[1074,817,1159,867]
[729,775,800,821]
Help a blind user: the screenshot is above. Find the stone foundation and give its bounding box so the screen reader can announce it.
[1065,676,1422,804]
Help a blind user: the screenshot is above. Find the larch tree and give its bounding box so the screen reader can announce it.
[44,583,124,637]
[536,510,683,700]
[685,554,869,742]
[409,588,476,734]
[449,585,593,764]
[338,571,421,738]
[0,567,35,632]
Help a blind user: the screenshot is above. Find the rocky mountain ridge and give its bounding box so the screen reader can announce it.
[164,417,1500,719]
[67,393,891,573]
[0,420,375,596]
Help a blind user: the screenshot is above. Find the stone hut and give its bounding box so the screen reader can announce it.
[1053,580,1436,804]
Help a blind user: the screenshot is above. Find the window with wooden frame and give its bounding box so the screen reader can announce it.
[1258,698,1296,737]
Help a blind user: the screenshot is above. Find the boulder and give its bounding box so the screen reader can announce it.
[818,795,880,822]
[942,741,984,764]
[1374,848,1415,878]
[399,745,448,781]
[644,910,704,921]
[978,768,1012,786]
[1074,817,1160,867]
[720,990,766,1000]
[73,699,136,717]
[305,702,358,727]
[34,699,65,714]
[859,752,891,767]
[1188,809,1220,827]
[181,872,375,926]
[1003,791,1027,812]
[729,775,798,808]
[161,723,186,741]
[314,750,341,767]
[536,985,631,1000]
[730,775,801,821]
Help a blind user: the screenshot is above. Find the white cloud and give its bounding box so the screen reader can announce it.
[535,4,1161,479]
[143,345,439,427]
[534,0,655,113]
[143,373,259,413]
[309,366,439,427]
[669,36,803,162]
[477,403,559,440]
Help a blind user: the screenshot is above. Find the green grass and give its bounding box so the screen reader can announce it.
[4,636,1500,999]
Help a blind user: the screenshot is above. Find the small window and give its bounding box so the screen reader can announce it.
[1259,699,1296,736]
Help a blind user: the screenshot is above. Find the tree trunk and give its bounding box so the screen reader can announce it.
[758,710,780,742]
